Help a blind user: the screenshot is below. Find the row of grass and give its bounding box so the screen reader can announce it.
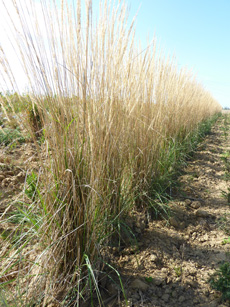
[0,0,222,306]
[0,107,222,307]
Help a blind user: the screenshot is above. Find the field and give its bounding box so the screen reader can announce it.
[0,0,224,306]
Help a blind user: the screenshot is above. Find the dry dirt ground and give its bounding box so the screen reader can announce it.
[104,116,230,307]
[1,116,230,307]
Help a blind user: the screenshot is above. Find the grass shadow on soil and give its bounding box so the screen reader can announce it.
[102,223,230,306]
[97,118,230,306]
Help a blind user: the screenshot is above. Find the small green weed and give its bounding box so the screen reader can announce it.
[145,276,153,283]
[221,152,230,173]
[222,172,230,181]
[217,214,230,235]
[222,237,230,245]
[25,172,39,201]
[221,188,230,204]
[209,262,230,301]
[0,128,25,146]
[174,266,183,277]
[220,115,230,139]
[111,218,138,249]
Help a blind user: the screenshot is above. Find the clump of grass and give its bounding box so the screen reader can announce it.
[220,114,230,139]
[150,113,220,203]
[209,262,230,301]
[0,127,25,146]
[0,0,222,305]
[217,213,230,235]
[220,119,230,203]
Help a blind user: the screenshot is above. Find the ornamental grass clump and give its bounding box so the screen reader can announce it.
[0,0,222,305]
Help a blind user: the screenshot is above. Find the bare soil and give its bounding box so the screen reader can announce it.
[103,116,230,307]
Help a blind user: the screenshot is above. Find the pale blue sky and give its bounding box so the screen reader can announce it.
[1,0,229,107]
[125,0,230,108]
